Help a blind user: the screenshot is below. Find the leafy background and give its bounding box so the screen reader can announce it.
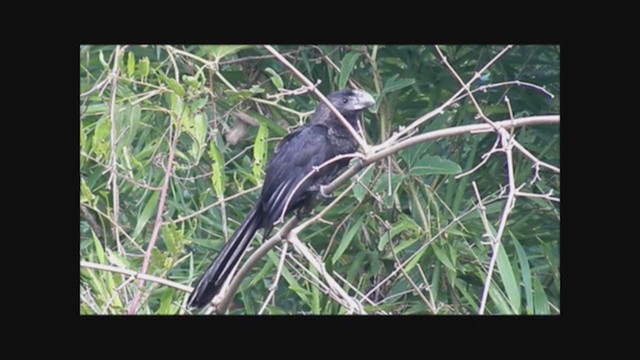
[80,45,560,315]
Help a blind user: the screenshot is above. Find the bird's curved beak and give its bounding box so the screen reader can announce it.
[352,89,376,110]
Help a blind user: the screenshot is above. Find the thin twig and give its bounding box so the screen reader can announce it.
[451,80,555,104]
[81,260,192,293]
[80,204,103,239]
[516,190,560,202]
[478,129,517,314]
[127,107,185,314]
[416,265,438,313]
[258,241,289,314]
[472,181,493,242]
[455,137,502,179]
[288,232,366,314]
[513,140,560,174]
[108,45,125,255]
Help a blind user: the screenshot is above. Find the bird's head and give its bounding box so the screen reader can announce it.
[326,88,375,115]
[313,88,375,129]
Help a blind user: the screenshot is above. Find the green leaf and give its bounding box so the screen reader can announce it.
[92,230,106,264]
[150,248,166,271]
[106,251,130,269]
[246,111,287,137]
[127,51,135,77]
[224,86,265,102]
[488,285,512,314]
[338,52,361,89]
[117,104,141,154]
[99,50,109,68]
[496,243,521,313]
[91,115,111,161]
[332,215,364,264]
[248,258,274,288]
[533,276,550,314]
[201,45,252,60]
[382,76,415,95]
[252,123,269,184]
[166,78,185,96]
[103,255,123,308]
[512,233,533,314]
[393,237,419,254]
[240,288,256,315]
[404,245,428,273]
[264,67,284,90]
[83,103,109,116]
[455,279,479,313]
[162,224,177,258]
[346,251,367,286]
[372,173,405,196]
[266,306,287,315]
[138,56,150,78]
[208,139,225,196]
[378,213,421,251]
[157,288,176,314]
[133,191,160,239]
[410,155,462,177]
[182,75,201,90]
[352,166,373,202]
[432,243,456,272]
[169,93,186,124]
[186,113,208,162]
[80,178,96,205]
[118,51,125,76]
[156,69,185,96]
[191,98,208,111]
[310,266,321,314]
[80,118,86,167]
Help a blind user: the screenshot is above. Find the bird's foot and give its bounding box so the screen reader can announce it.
[296,206,313,220]
[317,185,335,203]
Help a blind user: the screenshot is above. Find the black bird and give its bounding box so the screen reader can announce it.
[187,88,375,309]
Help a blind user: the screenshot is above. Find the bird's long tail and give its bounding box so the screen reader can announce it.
[187,205,262,308]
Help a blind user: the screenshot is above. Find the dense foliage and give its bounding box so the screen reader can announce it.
[80,45,560,315]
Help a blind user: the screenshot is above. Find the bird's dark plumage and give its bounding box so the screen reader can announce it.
[187,89,375,309]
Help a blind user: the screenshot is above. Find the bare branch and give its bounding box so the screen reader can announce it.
[258,241,289,314]
[107,45,125,255]
[288,231,366,314]
[516,190,560,203]
[127,106,185,314]
[81,260,192,293]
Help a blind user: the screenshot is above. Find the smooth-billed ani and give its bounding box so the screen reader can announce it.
[187,88,375,309]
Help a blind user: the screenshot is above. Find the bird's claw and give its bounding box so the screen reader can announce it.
[317,185,335,203]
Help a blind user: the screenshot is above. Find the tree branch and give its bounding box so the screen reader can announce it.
[127,106,185,314]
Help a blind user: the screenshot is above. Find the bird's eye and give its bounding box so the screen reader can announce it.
[342,97,349,104]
